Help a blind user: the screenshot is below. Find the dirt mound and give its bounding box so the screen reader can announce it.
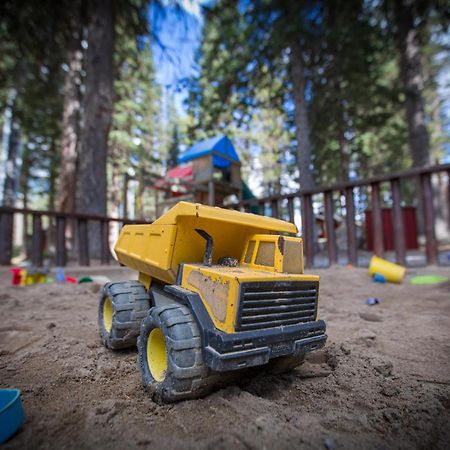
[1,265,449,449]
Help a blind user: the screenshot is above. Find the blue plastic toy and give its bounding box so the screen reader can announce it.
[0,389,24,443]
[373,273,387,283]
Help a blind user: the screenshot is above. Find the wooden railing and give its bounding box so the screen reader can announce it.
[232,164,450,268]
[1,164,449,268]
[0,207,149,267]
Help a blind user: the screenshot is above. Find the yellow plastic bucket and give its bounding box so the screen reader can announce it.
[368,256,406,283]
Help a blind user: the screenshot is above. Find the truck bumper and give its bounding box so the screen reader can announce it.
[164,284,327,372]
[203,320,327,372]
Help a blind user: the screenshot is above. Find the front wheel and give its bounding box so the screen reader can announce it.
[137,304,215,403]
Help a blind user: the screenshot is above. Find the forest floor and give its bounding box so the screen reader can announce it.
[1,264,449,449]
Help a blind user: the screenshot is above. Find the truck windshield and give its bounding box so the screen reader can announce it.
[255,242,275,267]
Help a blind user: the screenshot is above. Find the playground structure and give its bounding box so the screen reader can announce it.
[121,135,248,219]
[154,135,244,215]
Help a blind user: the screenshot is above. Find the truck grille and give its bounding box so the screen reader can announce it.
[236,281,318,331]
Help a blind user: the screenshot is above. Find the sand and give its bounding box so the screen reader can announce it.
[0,264,449,449]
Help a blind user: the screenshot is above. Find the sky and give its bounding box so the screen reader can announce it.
[149,0,206,114]
[150,3,202,87]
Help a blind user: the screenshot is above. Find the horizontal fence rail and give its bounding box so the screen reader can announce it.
[231,164,450,268]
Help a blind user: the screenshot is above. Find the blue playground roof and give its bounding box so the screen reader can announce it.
[178,135,240,168]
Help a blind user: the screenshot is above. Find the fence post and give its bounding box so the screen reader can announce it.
[420,173,437,264]
[0,209,13,265]
[287,197,295,224]
[324,190,337,265]
[100,220,110,265]
[78,219,90,266]
[345,187,357,266]
[56,216,67,267]
[391,178,406,265]
[271,199,279,219]
[447,169,450,231]
[258,202,265,215]
[31,214,43,267]
[371,182,384,258]
[301,194,314,268]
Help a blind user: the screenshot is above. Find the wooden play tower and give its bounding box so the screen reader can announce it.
[156,135,243,215]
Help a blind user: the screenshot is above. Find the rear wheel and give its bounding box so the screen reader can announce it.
[99,281,150,350]
[138,304,216,403]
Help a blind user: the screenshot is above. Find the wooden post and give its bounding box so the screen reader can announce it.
[345,187,357,266]
[391,178,406,265]
[324,190,338,265]
[0,210,14,265]
[100,220,110,265]
[271,199,279,219]
[31,214,43,267]
[123,173,129,219]
[301,194,315,268]
[447,169,450,231]
[208,180,215,206]
[371,182,384,257]
[78,219,90,266]
[420,173,437,264]
[56,216,67,267]
[258,202,265,215]
[287,197,295,224]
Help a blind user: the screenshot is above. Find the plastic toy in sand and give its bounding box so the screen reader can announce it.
[366,297,380,305]
[0,389,24,444]
[372,273,386,283]
[368,256,405,284]
[9,265,50,286]
[410,275,449,285]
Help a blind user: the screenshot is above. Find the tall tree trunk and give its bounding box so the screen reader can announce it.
[20,145,31,258]
[338,120,350,183]
[135,168,145,219]
[393,0,430,168]
[0,89,17,204]
[109,150,121,256]
[76,0,114,258]
[77,0,114,215]
[59,27,82,214]
[110,155,121,219]
[48,138,58,211]
[3,115,21,207]
[290,40,314,190]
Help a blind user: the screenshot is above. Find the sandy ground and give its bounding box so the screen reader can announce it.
[0,264,449,450]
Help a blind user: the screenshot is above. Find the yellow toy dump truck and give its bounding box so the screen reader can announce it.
[98,202,326,402]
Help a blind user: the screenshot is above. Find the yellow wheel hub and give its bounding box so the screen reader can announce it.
[103,297,113,332]
[147,328,168,382]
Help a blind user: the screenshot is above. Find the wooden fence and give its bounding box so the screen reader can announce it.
[0,164,449,268]
[232,164,450,268]
[0,208,147,267]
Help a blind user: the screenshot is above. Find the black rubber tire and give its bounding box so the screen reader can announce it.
[266,355,306,374]
[137,304,217,403]
[99,281,150,350]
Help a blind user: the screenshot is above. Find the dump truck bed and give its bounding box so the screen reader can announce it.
[114,202,298,284]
